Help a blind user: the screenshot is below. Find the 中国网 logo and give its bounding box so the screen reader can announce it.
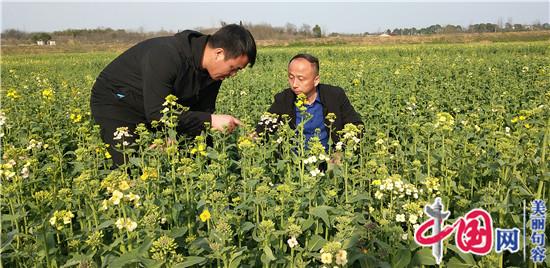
[414,197,546,264]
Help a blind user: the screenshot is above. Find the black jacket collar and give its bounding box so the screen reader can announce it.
[174,31,210,73]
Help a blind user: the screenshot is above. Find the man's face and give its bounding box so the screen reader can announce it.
[207,49,249,81]
[288,58,320,98]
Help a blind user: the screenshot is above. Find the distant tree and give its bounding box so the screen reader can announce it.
[505,22,513,31]
[299,24,311,36]
[285,23,297,35]
[442,24,462,34]
[513,24,524,31]
[1,29,28,39]
[391,28,401,35]
[312,24,322,38]
[31,32,52,42]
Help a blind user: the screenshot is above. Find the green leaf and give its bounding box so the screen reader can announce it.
[411,248,436,266]
[174,256,206,268]
[96,220,113,230]
[309,206,333,227]
[240,221,255,233]
[349,193,369,203]
[342,235,360,249]
[391,248,411,268]
[104,238,152,266]
[307,234,327,252]
[229,255,244,268]
[169,226,188,239]
[1,229,17,251]
[447,244,475,265]
[139,257,162,268]
[263,245,276,261]
[229,248,246,268]
[107,250,141,267]
[196,200,206,210]
[301,217,315,231]
[2,212,26,222]
[137,237,153,255]
[128,157,141,167]
[61,253,93,267]
[447,257,473,268]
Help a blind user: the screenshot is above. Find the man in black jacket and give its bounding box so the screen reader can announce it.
[91,24,256,165]
[255,53,363,150]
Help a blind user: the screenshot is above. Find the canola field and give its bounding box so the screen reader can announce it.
[1,41,549,267]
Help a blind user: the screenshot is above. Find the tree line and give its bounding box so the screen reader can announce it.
[383,22,550,36]
[2,21,548,44]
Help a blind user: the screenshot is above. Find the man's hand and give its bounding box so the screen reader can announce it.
[211,114,242,133]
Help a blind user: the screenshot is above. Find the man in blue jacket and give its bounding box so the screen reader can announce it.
[91,24,256,165]
[255,53,363,150]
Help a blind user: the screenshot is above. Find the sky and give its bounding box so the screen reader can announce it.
[1,1,549,34]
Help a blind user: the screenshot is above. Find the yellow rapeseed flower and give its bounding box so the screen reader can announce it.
[42,88,54,100]
[199,209,211,222]
[6,89,19,99]
[119,181,130,191]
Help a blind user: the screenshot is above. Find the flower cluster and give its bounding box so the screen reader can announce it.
[140,166,159,181]
[49,210,74,230]
[372,174,419,200]
[160,95,187,128]
[295,93,308,112]
[423,176,440,194]
[287,236,299,248]
[26,139,45,151]
[113,126,133,146]
[237,135,256,150]
[511,113,531,128]
[320,241,348,266]
[103,189,140,209]
[94,143,111,159]
[69,108,83,123]
[150,235,178,261]
[85,231,104,249]
[190,136,207,156]
[199,209,211,222]
[434,112,455,131]
[326,112,337,124]
[0,159,17,180]
[309,168,325,177]
[115,217,138,232]
[336,123,362,152]
[41,88,54,101]
[162,94,178,107]
[6,88,19,100]
[258,112,283,133]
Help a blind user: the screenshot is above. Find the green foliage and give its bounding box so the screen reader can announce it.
[1,41,548,267]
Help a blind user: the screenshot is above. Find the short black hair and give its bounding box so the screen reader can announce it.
[289,53,319,75]
[209,24,257,67]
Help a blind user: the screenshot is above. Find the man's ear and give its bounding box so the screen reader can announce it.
[214,48,225,61]
[314,75,320,87]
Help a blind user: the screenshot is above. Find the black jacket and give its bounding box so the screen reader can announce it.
[256,84,363,143]
[91,30,221,136]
